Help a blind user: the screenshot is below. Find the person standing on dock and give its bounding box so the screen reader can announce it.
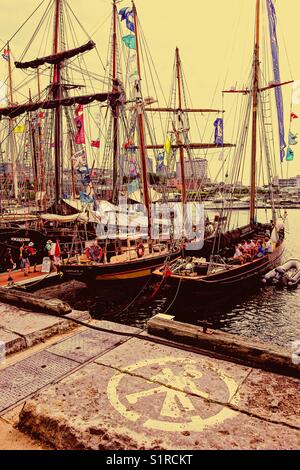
[28,242,37,273]
[20,244,30,276]
[3,248,15,284]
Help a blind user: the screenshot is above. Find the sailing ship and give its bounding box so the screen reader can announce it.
[153,0,289,299]
[0,0,120,267]
[59,0,237,283]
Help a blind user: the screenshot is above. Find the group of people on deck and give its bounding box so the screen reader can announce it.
[233,237,273,264]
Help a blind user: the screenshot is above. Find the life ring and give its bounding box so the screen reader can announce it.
[136,243,145,258]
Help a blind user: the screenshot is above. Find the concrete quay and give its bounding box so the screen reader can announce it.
[0,310,299,450]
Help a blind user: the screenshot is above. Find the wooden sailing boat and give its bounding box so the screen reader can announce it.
[153,0,288,298]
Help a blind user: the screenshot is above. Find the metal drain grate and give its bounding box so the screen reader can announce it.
[0,351,78,414]
[47,329,127,363]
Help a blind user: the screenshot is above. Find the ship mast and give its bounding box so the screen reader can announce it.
[53,0,62,210]
[7,43,18,199]
[112,0,119,203]
[132,1,151,237]
[175,47,187,225]
[250,0,260,225]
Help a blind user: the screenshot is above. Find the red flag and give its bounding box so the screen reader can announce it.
[91,139,100,148]
[290,112,299,121]
[54,241,61,257]
[74,104,85,144]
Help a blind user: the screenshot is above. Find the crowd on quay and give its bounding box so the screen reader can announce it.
[3,239,62,285]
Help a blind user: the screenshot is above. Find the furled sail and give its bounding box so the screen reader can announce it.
[0,92,119,119]
[15,40,96,69]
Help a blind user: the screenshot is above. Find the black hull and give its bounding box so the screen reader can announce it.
[155,244,285,301]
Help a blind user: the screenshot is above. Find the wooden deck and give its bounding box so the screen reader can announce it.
[0,266,58,288]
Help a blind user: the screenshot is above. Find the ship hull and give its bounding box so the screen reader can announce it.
[60,250,180,283]
[153,244,285,301]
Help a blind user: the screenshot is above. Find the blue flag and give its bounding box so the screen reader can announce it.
[119,7,135,32]
[80,191,93,204]
[266,0,286,162]
[214,118,223,146]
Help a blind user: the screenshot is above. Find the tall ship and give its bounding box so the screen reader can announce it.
[154,0,291,299]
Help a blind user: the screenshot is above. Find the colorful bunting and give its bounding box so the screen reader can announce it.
[290,112,298,121]
[91,139,100,148]
[14,124,25,133]
[74,104,85,144]
[288,132,298,146]
[80,191,93,204]
[286,147,294,161]
[128,179,139,195]
[164,136,171,156]
[119,7,135,32]
[2,49,9,61]
[214,118,224,146]
[266,0,286,162]
[122,34,136,50]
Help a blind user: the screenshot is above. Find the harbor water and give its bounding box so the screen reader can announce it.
[36,209,300,349]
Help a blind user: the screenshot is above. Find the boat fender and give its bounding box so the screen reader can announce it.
[136,243,145,258]
[275,266,286,276]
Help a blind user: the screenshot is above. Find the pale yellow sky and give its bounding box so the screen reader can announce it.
[1,0,300,179]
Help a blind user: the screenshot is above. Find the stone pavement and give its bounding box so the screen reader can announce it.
[0,320,298,450]
[0,301,90,355]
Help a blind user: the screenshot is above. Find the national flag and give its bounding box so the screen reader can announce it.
[288,132,298,146]
[14,124,25,133]
[91,139,100,148]
[122,34,136,50]
[290,112,298,121]
[2,49,9,61]
[74,104,85,144]
[286,147,294,161]
[164,136,171,156]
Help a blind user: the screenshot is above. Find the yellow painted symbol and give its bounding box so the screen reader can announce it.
[107,357,239,432]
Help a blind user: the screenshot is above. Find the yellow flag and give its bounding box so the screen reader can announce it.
[14,124,25,133]
[164,136,171,156]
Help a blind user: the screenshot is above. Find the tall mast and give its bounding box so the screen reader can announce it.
[250,0,260,225]
[37,67,46,206]
[53,0,62,210]
[28,89,39,194]
[132,1,151,237]
[175,47,187,224]
[112,0,119,202]
[7,42,18,199]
